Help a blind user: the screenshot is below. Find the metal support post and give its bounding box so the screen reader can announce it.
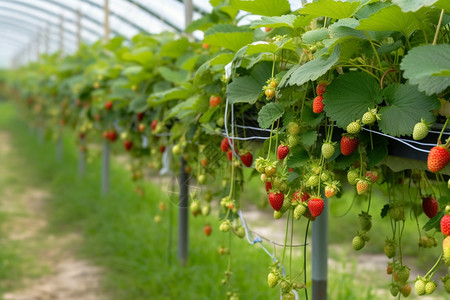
[178,157,189,265]
[312,198,328,300]
[56,132,63,161]
[184,0,193,39]
[104,0,110,43]
[59,15,64,56]
[78,137,86,177]
[77,9,82,49]
[101,140,110,194]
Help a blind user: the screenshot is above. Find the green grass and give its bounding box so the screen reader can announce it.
[0,101,443,299]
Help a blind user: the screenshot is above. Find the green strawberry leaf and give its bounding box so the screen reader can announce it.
[258,102,285,129]
[356,5,421,37]
[438,195,450,207]
[159,38,189,58]
[367,143,388,168]
[322,71,383,129]
[378,83,440,137]
[281,45,340,87]
[204,24,254,52]
[392,0,438,12]
[300,130,318,148]
[287,146,310,168]
[226,76,262,104]
[230,0,291,17]
[423,210,444,231]
[300,0,360,19]
[157,67,189,84]
[302,29,329,44]
[400,44,450,96]
[251,15,299,29]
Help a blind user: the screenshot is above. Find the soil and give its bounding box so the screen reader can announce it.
[0,131,103,300]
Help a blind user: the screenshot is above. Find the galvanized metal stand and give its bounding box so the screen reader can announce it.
[101,140,110,194]
[312,198,328,300]
[178,157,189,265]
[78,137,85,177]
[56,134,63,161]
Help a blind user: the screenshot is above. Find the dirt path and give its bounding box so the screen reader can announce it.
[0,131,103,300]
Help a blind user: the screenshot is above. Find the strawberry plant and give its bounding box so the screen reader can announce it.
[2,0,450,299]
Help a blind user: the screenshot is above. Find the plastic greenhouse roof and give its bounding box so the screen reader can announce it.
[0,0,304,68]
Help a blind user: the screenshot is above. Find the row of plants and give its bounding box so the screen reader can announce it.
[1,0,450,299]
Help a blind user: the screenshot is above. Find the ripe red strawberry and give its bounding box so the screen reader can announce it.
[422,196,438,218]
[159,145,166,153]
[325,183,339,198]
[300,191,310,202]
[316,82,327,96]
[220,137,231,152]
[107,130,118,142]
[427,146,450,173]
[265,181,272,192]
[151,120,158,131]
[340,135,359,156]
[227,149,233,161]
[268,191,284,211]
[123,140,133,151]
[308,197,324,217]
[204,224,212,236]
[292,191,300,202]
[209,95,221,107]
[313,95,324,113]
[277,144,290,160]
[441,215,450,236]
[240,152,253,167]
[105,100,113,110]
[136,112,144,122]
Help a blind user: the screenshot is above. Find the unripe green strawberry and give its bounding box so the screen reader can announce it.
[356,179,370,195]
[220,221,231,232]
[384,239,396,258]
[287,134,300,147]
[359,211,372,231]
[279,197,291,213]
[346,120,361,134]
[235,226,245,238]
[362,111,376,125]
[390,285,399,297]
[287,122,300,135]
[282,291,295,300]
[274,210,283,219]
[425,281,436,294]
[190,201,200,214]
[441,275,450,293]
[201,204,211,216]
[347,169,359,185]
[390,205,405,221]
[321,142,335,159]
[413,120,429,140]
[306,175,319,187]
[320,171,331,182]
[294,203,307,220]
[362,108,380,125]
[352,235,365,250]
[396,266,410,282]
[279,279,290,292]
[268,272,279,288]
[414,278,426,295]
[255,157,267,173]
[265,165,277,177]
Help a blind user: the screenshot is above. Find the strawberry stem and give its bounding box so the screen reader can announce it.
[424,253,443,279]
[266,122,275,160]
[281,210,291,267]
[437,117,449,146]
[432,9,445,45]
[299,81,309,123]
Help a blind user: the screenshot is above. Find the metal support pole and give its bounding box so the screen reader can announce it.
[178,157,189,265]
[77,9,82,49]
[59,15,64,56]
[56,131,63,161]
[101,140,110,195]
[312,199,328,300]
[104,0,110,43]
[45,25,50,54]
[184,0,193,39]
[36,31,40,60]
[78,137,86,177]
